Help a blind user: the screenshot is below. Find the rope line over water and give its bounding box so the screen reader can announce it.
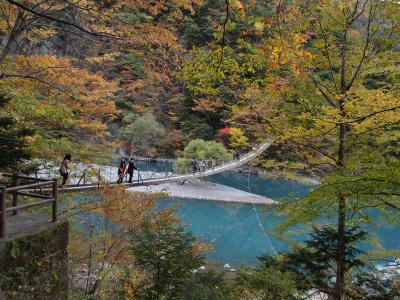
[247,167,278,256]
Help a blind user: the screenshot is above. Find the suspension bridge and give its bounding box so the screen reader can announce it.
[56,141,271,192]
[0,141,271,239]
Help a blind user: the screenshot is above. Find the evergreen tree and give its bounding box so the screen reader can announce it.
[283,226,367,297]
[181,0,222,49]
[236,226,400,299]
[180,271,234,300]
[128,221,206,299]
[0,93,33,170]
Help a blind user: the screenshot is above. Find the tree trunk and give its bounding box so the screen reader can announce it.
[336,123,347,300]
[0,11,24,66]
[340,28,348,91]
[336,195,346,300]
[335,21,350,298]
[0,38,13,66]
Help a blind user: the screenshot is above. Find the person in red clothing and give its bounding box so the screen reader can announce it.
[117,159,126,184]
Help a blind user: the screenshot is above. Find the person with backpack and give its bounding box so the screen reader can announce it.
[59,154,71,187]
[117,159,126,184]
[126,158,138,183]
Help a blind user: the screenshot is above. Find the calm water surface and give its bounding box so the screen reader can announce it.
[156,172,309,266]
[74,161,399,266]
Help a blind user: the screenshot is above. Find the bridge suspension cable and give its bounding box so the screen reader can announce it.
[247,167,278,256]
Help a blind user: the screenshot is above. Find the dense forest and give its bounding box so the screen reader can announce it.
[1,0,400,299]
[0,0,259,163]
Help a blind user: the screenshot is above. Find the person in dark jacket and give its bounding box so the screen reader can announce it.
[59,154,71,187]
[117,159,126,184]
[126,158,138,183]
[191,158,197,173]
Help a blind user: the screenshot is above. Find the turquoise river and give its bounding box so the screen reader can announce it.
[71,160,400,267]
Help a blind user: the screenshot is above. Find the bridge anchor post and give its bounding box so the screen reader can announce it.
[12,173,20,216]
[0,186,7,239]
[52,179,58,222]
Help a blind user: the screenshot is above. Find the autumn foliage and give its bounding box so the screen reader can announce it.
[218,127,249,151]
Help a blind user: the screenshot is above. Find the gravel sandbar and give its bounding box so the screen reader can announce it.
[128,180,275,204]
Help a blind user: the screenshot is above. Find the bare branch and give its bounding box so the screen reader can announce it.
[316,18,339,93]
[345,1,377,91]
[2,73,77,99]
[5,0,117,38]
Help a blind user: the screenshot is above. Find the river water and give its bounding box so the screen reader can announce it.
[128,161,398,266]
[71,161,400,267]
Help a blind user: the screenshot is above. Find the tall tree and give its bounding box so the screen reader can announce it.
[181,1,400,298]
[128,219,206,300]
[119,113,165,156]
[236,226,400,299]
[175,138,232,173]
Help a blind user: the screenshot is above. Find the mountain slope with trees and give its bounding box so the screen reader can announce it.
[0,1,399,299]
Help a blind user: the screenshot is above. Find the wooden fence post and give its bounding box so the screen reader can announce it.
[97,169,102,188]
[0,186,7,239]
[12,173,20,216]
[77,169,86,186]
[138,172,143,184]
[52,179,58,222]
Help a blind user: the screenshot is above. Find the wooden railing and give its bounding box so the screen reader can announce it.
[0,173,58,239]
